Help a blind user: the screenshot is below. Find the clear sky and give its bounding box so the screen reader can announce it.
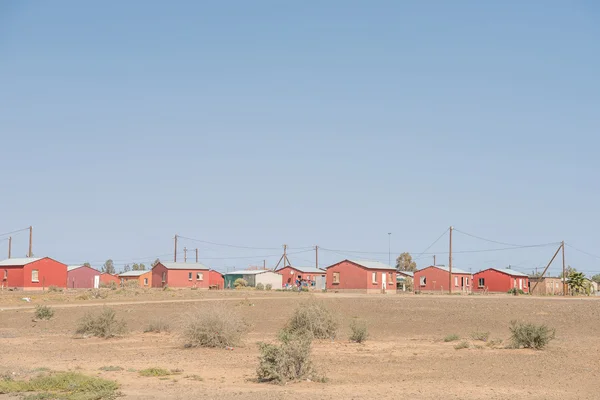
[1,1,599,276]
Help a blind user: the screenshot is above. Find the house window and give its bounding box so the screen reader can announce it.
[332,272,340,284]
[420,276,426,286]
[162,272,166,283]
[197,272,203,281]
[188,272,193,281]
[31,269,39,283]
[144,278,148,286]
[478,278,485,288]
[454,277,458,287]
[372,272,377,284]
[466,278,469,286]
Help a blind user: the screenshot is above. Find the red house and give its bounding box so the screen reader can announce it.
[275,265,326,289]
[0,257,67,290]
[151,262,210,288]
[472,267,529,293]
[325,260,396,294]
[100,273,120,286]
[208,270,224,289]
[67,265,101,289]
[414,265,472,294]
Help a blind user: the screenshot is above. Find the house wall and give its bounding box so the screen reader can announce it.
[99,273,120,285]
[67,266,101,289]
[326,261,396,293]
[414,266,471,293]
[1,266,24,289]
[472,270,529,293]
[22,258,68,289]
[529,277,562,296]
[209,270,224,289]
[151,264,168,288]
[165,269,209,288]
[120,271,152,287]
[255,272,283,289]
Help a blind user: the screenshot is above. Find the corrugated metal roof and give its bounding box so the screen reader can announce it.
[119,270,149,277]
[160,262,209,270]
[223,270,281,276]
[276,266,325,274]
[349,260,396,271]
[487,267,528,277]
[67,265,83,272]
[430,265,471,275]
[0,257,42,266]
[397,270,414,277]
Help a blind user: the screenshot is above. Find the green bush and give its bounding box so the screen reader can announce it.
[284,301,338,340]
[257,333,315,384]
[182,304,248,348]
[234,278,248,288]
[256,283,265,291]
[139,368,171,377]
[509,321,555,349]
[265,284,273,291]
[34,305,54,320]
[444,334,460,342]
[349,320,368,343]
[75,307,127,338]
[0,372,118,399]
[507,288,525,295]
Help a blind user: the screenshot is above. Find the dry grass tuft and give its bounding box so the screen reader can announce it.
[181,303,248,348]
[283,301,338,340]
[75,307,127,338]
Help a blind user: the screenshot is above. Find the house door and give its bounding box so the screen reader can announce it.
[382,272,387,292]
[519,279,523,290]
[94,275,100,289]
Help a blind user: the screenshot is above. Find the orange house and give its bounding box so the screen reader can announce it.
[0,257,67,290]
[119,270,152,287]
[151,262,210,288]
[100,273,120,285]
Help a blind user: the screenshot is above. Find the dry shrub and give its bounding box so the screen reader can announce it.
[182,304,248,348]
[284,301,338,340]
[256,283,265,291]
[444,334,460,342]
[349,320,368,343]
[470,331,490,341]
[454,340,469,350]
[99,281,118,290]
[0,371,118,399]
[34,305,54,320]
[75,307,127,338]
[139,368,170,377]
[234,278,248,288]
[509,321,555,350]
[257,333,315,384]
[144,318,171,333]
[265,284,273,291]
[48,285,63,293]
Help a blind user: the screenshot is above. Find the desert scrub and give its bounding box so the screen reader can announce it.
[470,331,490,341]
[283,301,338,340]
[99,366,123,372]
[257,332,315,384]
[349,320,368,343]
[454,341,469,350]
[139,368,171,377]
[144,318,171,333]
[34,305,54,320]
[75,307,127,338]
[0,371,118,400]
[265,284,273,291]
[182,303,248,348]
[508,321,555,350]
[256,283,265,291]
[444,334,460,342]
[48,285,63,293]
[234,278,248,288]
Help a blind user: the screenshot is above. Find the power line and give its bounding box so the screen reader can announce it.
[0,227,29,238]
[178,235,313,251]
[565,243,600,260]
[453,228,542,247]
[414,228,449,259]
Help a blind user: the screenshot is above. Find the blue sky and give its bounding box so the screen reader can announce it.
[1,1,599,275]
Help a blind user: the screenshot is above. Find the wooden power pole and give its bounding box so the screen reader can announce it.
[184,247,187,262]
[530,243,563,294]
[8,237,11,259]
[315,245,319,269]
[28,226,32,257]
[195,248,199,263]
[174,235,178,262]
[562,241,566,296]
[448,226,453,294]
[274,244,292,270]
[433,254,436,267]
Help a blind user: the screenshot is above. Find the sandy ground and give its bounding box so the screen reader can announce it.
[1,289,599,399]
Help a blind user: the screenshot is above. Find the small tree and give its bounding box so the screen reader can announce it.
[396,252,417,272]
[132,263,140,271]
[591,274,600,284]
[567,272,586,295]
[122,264,131,272]
[152,258,161,268]
[139,263,146,271]
[83,262,92,268]
[102,259,115,275]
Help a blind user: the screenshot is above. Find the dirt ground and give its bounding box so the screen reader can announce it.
[1,289,599,399]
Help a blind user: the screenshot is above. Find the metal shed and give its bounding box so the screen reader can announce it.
[223,270,283,289]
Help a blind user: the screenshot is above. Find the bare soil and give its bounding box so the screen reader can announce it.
[1,289,599,399]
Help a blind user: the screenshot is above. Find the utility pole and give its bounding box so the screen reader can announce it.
[195,248,198,263]
[283,244,287,268]
[28,226,32,257]
[562,241,566,296]
[8,237,11,259]
[174,235,178,262]
[315,245,319,269]
[448,226,453,294]
[263,260,266,270]
[433,255,436,266]
[388,233,392,266]
[184,247,187,263]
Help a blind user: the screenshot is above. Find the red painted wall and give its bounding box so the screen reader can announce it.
[472,269,529,293]
[67,266,100,289]
[209,270,224,289]
[151,264,168,288]
[1,266,24,289]
[151,263,210,288]
[100,273,120,285]
[326,261,396,292]
[278,267,325,287]
[414,266,472,293]
[18,258,68,289]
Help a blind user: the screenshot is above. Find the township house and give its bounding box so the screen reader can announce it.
[0,257,67,290]
[223,270,283,289]
[325,260,396,294]
[472,267,529,293]
[414,265,472,293]
[151,262,213,289]
[275,265,326,290]
[67,265,101,289]
[529,276,563,296]
[119,270,152,287]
